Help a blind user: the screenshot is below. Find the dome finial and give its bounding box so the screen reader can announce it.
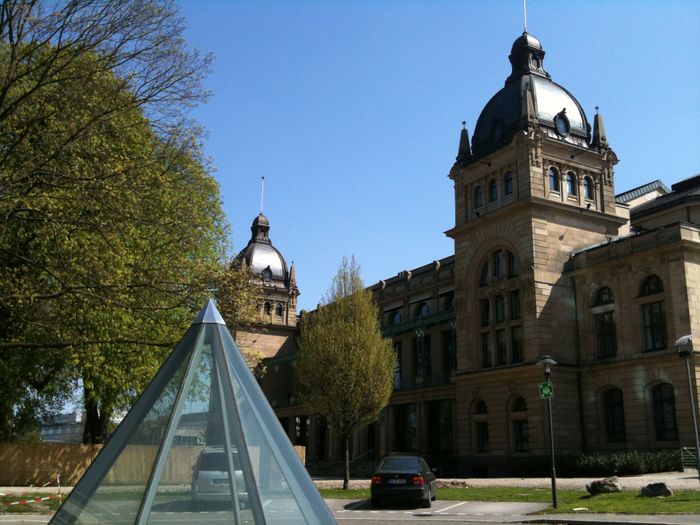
[259,176,265,214]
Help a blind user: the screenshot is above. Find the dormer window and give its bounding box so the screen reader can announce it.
[548,167,560,192]
[474,185,483,209]
[488,179,498,202]
[503,171,514,195]
[262,266,272,282]
[584,176,594,200]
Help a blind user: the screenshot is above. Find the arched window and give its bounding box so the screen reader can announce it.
[479,262,490,287]
[275,302,284,317]
[652,383,678,441]
[566,171,577,196]
[488,179,498,202]
[640,275,667,351]
[474,185,483,208]
[263,302,272,315]
[474,400,489,452]
[511,396,529,452]
[478,248,522,367]
[503,171,514,195]
[392,310,402,325]
[602,388,626,443]
[583,176,594,200]
[548,167,560,192]
[592,287,616,359]
[415,302,430,318]
[594,287,614,306]
[640,275,664,295]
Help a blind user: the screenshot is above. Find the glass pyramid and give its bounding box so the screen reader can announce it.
[51,300,335,524]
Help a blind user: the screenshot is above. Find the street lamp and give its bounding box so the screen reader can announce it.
[537,354,558,508]
[674,335,700,486]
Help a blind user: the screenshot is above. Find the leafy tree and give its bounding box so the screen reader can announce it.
[0,1,258,443]
[215,263,265,373]
[297,256,395,489]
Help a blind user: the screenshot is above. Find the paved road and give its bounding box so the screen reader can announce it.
[326,498,548,523]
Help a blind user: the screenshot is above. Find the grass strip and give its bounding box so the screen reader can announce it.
[318,487,700,514]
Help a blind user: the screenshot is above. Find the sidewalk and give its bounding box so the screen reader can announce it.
[1,469,698,524]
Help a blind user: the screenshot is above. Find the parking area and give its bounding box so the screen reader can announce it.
[326,498,548,522]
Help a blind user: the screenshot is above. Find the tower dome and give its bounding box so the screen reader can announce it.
[237,213,288,283]
[470,32,591,160]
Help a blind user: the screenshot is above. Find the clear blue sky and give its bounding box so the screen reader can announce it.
[177,0,700,312]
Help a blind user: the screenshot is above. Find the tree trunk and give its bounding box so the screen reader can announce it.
[82,386,111,444]
[343,434,350,490]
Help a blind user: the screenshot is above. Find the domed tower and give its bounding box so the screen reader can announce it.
[447,33,629,458]
[237,213,299,329]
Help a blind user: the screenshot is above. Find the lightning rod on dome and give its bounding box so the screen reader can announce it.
[523,0,528,32]
[260,176,265,214]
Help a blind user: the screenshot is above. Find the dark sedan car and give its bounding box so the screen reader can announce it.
[370,455,437,508]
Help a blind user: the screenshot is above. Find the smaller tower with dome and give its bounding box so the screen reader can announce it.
[237,212,299,329]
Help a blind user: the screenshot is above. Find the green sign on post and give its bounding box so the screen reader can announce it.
[539,381,554,399]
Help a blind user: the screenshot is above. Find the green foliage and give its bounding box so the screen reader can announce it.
[565,450,683,477]
[0,1,248,443]
[512,450,683,477]
[297,256,395,487]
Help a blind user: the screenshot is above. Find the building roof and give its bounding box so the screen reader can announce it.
[630,174,700,219]
[236,213,289,282]
[470,32,590,160]
[615,180,670,204]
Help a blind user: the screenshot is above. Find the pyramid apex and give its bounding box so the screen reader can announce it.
[193,299,226,325]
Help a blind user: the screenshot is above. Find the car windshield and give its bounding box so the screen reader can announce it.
[198,451,240,471]
[377,457,420,473]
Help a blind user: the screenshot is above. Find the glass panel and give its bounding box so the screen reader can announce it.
[503,171,513,195]
[489,179,497,202]
[479,298,490,326]
[481,332,491,368]
[64,354,190,523]
[494,295,505,323]
[510,290,521,319]
[595,311,617,358]
[496,329,506,365]
[511,326,523,363]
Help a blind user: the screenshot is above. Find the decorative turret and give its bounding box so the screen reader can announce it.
[236,212,299,327]
[592,108,608,150]
[455,122,472,166]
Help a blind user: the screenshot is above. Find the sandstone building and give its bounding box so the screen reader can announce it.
[235,31,700,475]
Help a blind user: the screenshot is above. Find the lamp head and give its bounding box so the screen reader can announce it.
[675,334,693,358]
[538,354,557,377]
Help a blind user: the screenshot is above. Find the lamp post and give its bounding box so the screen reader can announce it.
[674,335,700,485]
[538,354,558,508]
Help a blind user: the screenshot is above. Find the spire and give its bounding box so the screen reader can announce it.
[289,261,297,286]
[455,121,472,165]
[259,176,265,214]
[592,107,608,149]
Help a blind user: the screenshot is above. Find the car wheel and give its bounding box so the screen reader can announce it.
[370,497,381,509]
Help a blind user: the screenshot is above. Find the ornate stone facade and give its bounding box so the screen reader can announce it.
[245,32,700,475]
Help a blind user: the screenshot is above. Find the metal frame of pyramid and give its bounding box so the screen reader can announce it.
[51,300,335,524]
